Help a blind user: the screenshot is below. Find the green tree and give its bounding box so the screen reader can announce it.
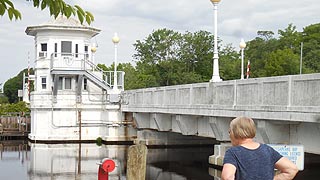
[0,0,94,24]
[0,95,9,104]
[96,24,320,90]
[219,44,240,80]
[257,30,275,41]
[0,101,30,115]
[180,31,214,81]
[134,28,183,86]
[117,63,139,90]
[263,48,300,76]
[301,23,320,73]
[278,24,302,53]
[133,28,240,86]
[3,68,33,103]
[4,74,22,103]
[246,31,279,77]
[97,62,157,90]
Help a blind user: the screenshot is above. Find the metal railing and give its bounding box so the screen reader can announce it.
[50,53,124,90]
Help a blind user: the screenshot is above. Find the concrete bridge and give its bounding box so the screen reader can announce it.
[122,73,320,155]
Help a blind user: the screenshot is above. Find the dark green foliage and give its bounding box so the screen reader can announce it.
[219,44,240,80]
[301,23,320,73]
[113,23,320,89]
[1,0,94,24]
[3,68,34,103]
[263,49,300,76]
[0,101,30,116]
[133,29,218,87]
[246,23,320,77]
[4,74,23,103]
[0,95,9,104]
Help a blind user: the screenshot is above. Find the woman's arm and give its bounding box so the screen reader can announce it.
[221,163,236,180]
[274,157,298,180]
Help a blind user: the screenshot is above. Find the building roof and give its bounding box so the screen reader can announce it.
[25,16,101,37]
[42,15,85,26]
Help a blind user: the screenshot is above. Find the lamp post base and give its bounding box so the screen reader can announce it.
[210,75,222,82]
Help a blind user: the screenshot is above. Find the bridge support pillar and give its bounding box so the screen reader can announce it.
[151,113,173,131]
[209,117,231,141]
[176,115,198,135]
[133,113,177,132]
[290,122,320,154]
[208,143,232,178]
[133,113,151,128]
[255,120,290,144]
[198,117,215,137]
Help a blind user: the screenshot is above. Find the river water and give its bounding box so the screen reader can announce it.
[0,140,319,180]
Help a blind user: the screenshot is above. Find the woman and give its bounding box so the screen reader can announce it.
[221,116,298,180]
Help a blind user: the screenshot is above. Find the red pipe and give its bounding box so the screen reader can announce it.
[98,159,115,180]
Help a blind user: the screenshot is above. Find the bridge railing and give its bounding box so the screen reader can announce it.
[122,73,320,122]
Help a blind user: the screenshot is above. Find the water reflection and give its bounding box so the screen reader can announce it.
[28,143,127,180]
[1,141,214,180]
[2,140,319,180]
[146,146,214,180]
[0,141,29,180]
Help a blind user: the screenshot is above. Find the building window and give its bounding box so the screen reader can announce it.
[41,77,46,89]
[84,45,89,58]
[54,43,58,57]
[58,77,63,90]
[75,44,79,58]
[41,43,47,51]
[83,78,87,90]
[39,43,47,58]
[58,77,73,90]
[61,41,72,56]
[65,77,72,89]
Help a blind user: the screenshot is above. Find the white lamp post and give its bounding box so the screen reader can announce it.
[112,33,120,90]
[210,0,222,82]
[239,38,246,80]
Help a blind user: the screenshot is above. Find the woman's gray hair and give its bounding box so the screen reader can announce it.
[230,116,256,139]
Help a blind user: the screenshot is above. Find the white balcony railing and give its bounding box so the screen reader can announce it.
[50,53,124,90]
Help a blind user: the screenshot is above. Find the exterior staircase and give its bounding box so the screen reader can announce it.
[50,54,124,102]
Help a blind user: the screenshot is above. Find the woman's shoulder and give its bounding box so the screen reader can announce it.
[258,143,279,153]
[227,145,249,153]
[227,143,275,153]
[260,143,274,150]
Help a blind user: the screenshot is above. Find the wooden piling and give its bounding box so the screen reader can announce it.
[127,144,147,180]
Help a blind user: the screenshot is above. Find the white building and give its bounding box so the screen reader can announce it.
[25,16,132,141]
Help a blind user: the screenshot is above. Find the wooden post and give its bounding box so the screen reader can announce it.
[127,144,147,180]
[78,110,81,141]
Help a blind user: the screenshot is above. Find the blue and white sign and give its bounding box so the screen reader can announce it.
[268,144,304,170]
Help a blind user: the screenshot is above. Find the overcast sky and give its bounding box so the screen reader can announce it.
[0,0,319,87]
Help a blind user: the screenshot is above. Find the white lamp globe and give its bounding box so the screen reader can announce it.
[239,39,246,49]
